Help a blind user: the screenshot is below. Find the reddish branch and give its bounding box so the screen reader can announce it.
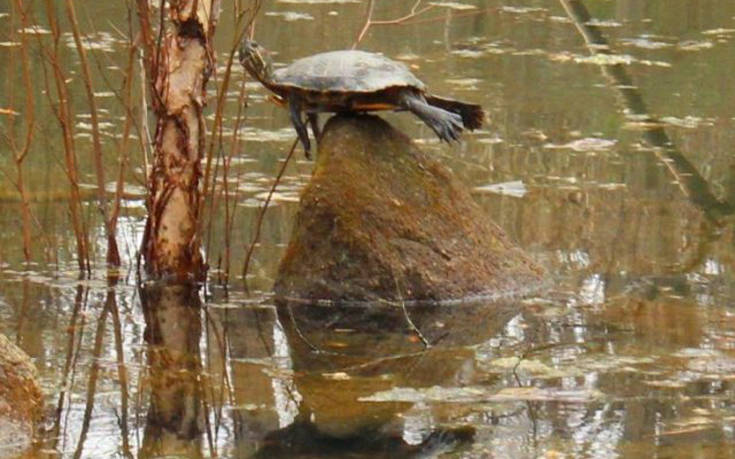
[43,0,90,273]
[353,0,435,48]
[242,139,298,285]
[5,0,36,263]
[64,0,121,267]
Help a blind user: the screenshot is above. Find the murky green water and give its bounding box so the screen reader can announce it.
[1,0,735,457]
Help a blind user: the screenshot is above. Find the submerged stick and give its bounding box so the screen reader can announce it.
[560,0,733,221]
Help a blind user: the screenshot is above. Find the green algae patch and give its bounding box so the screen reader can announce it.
[275,114,543,302]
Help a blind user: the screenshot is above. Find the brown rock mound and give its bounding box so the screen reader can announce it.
[275,114,543,302]
[0,333,42,456]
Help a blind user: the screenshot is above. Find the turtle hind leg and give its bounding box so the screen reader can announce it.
[288,96,312,159]
[400,91,463,143]
[425,95,485,130]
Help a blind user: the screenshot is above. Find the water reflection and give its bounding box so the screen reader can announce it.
[139,283,204,458]
[1,0,735,456]
[248,299,519,457]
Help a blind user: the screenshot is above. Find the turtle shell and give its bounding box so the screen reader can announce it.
[271,50,426,93]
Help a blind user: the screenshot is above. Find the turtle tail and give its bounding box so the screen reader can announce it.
[425,95,485,130]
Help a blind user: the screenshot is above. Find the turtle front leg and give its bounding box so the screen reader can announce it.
[288,95,311,159]
[307,112,321,143]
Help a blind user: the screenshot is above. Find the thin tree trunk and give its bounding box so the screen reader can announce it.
[138,0,221,280]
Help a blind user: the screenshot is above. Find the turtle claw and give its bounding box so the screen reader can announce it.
[437,112,463,144]
[402,91,465,145]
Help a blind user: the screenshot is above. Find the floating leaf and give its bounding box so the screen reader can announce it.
[545,137,617,152]
[237,127,296,142]
[254,191,300,203]
[574,53,635,65]
[360,385,603,403]
[620,37,672,50]
[490,387,604,402]
[660,116,711,129]
[485,357,564,378]
[445,77,483,89]
[643,379,687,388]
[500,6,546,14]
[677,40,714,51]
[429,2,477,11]
[450,49,486,58]
[359,386,488,403]
[0,108,20,116]
[265,11,314,21]
[585,19,622,28]
[278,0,360,3]
[476,136,504,145]
[18,25,51,35]
[687,356,735,376]
[473,180,528,198]
[701,28,735,35]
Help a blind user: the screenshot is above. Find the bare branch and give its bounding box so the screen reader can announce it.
[353,0,435,49]
[242,138,298,287]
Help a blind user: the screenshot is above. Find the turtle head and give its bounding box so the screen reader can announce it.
[239,39,273,84]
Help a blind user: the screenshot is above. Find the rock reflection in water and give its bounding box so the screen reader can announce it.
[241,299,519,457]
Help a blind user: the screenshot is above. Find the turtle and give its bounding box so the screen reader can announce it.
[239,39,485,158]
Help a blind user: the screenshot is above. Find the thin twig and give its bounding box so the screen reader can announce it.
[42,0,91,274]
[222,78,249,285]
[380,275,431,348]
[65,0,121,267]
[8,0,36,264]
[353,0,375,49]
[201,3,261,274]
[242,138,299,286]
[353,0,436,49]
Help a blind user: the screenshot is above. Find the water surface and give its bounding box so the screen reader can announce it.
[0,0,734,457]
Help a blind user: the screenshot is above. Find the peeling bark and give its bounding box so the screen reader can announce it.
[139,0,220,281]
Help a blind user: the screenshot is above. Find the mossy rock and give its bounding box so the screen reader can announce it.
[275,114,543,302]
[0,333,43,456]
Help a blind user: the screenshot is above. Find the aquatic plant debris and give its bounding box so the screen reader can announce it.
[701,28,735,35]
[277,0,360,3]
[500,6,547,14]
[548,51,670,67]
[359,385,604,403]
[445,77,483,88]
[585,19,622,28]
[17,25,51,35]
[265,11,314,21]
[660,116,712,129]
[473,180,528,198]
[677,40,714,51]
[545,137,617,152]
[620,37,672,49]
[429,2,477,10]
